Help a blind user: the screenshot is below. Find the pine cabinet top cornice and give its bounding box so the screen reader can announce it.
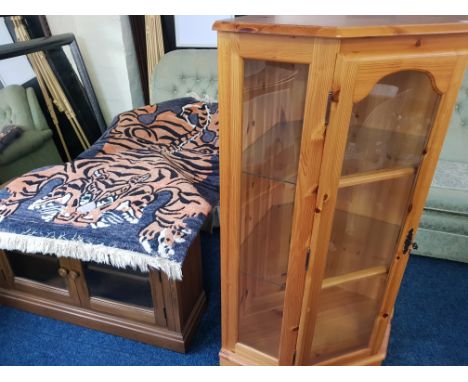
[213,15,468,39]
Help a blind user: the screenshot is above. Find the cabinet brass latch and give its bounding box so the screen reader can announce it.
[324,91,334,126]
[324,90,339,127]
[403,228,418,254]
[305,248,311,270]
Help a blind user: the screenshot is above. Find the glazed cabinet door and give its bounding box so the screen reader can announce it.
[296,50,468,365]
[0,250,85,305]
[218,32,339,365]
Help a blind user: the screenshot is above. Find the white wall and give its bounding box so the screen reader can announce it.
[0,17,36,86]
[174,15,233,47]
[46,15,143,124]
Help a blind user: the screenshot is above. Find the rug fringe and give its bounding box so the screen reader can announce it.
[185,91,217,104]
[0,231,182,280]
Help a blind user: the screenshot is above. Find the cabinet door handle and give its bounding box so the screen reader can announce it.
[403,228,414,254]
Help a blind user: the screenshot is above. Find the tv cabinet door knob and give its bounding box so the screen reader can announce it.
[58,268,68,278]
[68,271,79,280]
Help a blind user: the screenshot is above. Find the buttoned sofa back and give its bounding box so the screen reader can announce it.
[150,49,218,104]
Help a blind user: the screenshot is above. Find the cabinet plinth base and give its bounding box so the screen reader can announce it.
[219,322,391,366]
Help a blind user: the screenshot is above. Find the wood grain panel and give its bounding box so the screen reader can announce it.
[344,51,466,101]
[218,31,244,351]
[213,16,468,39]
[89,297,155,324]
[340,33,468,54]
[58,257,87,307]
[0,250,14,288]
[149,268,168,327]
[295,53,358,365]
[238,33,331,64]
[277,38,340,365]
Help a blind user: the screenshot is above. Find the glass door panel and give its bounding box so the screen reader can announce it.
[6,251,67,289]
[306,70,440,364]
[238,60,308,358]
[342,71,439,175]
[83,262,153,308]
[325,175,416,278]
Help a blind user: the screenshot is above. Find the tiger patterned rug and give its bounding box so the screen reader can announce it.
[0,97,219,280]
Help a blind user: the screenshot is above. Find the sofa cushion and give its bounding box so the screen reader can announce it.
[432,160,468,191]
[0,125,23,153]
[439,126,468,163]
[420,207,468,235]
[0,85,36,131]
[425,159,468,214]
[0,129,53,165]
[414,227,468,263]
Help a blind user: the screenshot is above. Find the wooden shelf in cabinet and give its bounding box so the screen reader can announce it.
[242,120,303,185]
[307,274,387,364]
[347,121,429,140]
[322,266,388,289]
[341,124,428,176]
[242,171,296,186]
[239,270,287,288]
[335,170,415,226]
[324,209,401,277]
[339,166,416,188]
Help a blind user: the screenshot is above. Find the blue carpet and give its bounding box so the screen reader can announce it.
[383,254,468,366]
[0,230,467,365]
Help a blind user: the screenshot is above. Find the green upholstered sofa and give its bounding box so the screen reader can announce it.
[414,71,468,263]
[0,85,62,183]
[150,49,218,104]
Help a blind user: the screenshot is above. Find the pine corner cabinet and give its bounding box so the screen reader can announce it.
[213,16,468,366]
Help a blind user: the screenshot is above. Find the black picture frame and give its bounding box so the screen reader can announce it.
[1,17,106,159]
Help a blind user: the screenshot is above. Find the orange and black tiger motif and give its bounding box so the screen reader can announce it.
[0,98,219,265]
